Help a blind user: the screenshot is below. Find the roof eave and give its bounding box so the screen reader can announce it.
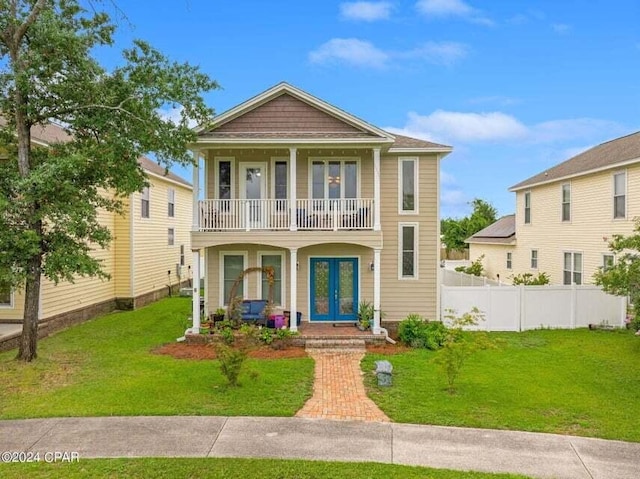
[388,146,453,155]
[189,137,394,148]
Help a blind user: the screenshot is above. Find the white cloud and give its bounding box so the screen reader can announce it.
[157,105,198,128]
[406,41,468,66]
[416,0,494,26]
[388,110,625,145]
[340,1,393,21]
[552,23,571,34]
[309,38,389,68]
[311,38,469,68]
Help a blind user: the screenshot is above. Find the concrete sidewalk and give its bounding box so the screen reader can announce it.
[1,416,639,478]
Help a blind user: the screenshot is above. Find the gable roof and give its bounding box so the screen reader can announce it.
[137,156,191,188]
[510,131,640,191]
[465,214,516,245]
[196,82,452,154]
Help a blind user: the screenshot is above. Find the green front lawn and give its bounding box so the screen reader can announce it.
[0,298,314,418]
[364,329,640,442]
[0,458,529,479]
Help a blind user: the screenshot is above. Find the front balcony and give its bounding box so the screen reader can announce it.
[198,198,375,232]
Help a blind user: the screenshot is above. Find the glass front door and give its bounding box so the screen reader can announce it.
[240,162,266,227]
[310,258,358,321]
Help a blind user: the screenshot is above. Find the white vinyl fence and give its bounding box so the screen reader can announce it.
[441,284,627,331]
[442,268,501,287]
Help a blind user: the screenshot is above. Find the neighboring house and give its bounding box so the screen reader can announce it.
[187,82,452,334]
[470,131,640,285]
[0,123,193,333]
[466,214,515,283]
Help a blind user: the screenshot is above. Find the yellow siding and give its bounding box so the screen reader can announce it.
[131,175,193,297]
[113,195,132,297]
[469,243,514,283]
[40,206,116,318]
[512,163,640,284]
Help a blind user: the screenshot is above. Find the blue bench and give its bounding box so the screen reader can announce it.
[241,299,269,325]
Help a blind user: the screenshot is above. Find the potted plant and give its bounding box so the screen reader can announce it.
[212,307,226,324]
[357,301,374,331]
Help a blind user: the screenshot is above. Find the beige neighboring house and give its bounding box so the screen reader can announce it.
[0,123,193,336]
[466,214,516,283]
[470,131,640,285]
[187,82,452,334]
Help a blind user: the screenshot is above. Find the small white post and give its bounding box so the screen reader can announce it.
[373,148,381,231]
[373,248,381,334]
[289,248,298,332]
[570,282,577,329]
[190,250,201,334]
[519,284,525,331]
[192,150,200,231]
[289,147,297,231]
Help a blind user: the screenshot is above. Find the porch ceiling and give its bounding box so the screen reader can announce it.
[191,230,383,250]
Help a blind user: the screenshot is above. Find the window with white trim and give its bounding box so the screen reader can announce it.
[272,159,288,211]
[602,254,614,272]
[399,158,418,213]
[180,245,185,266]
[0,281,12,307]
[141,187,150,218]
[168,228,175,246]
[399,224,418,278]
[531,250,538,269]
[524,191,531,224]
[613,171,626,219]
[563,252,582,285]
[259,253,283,305]
[311,159,358,200]
[168,188,175,217]
[506,252,512,269]
[561,183,570,222]
[222,253,246,305]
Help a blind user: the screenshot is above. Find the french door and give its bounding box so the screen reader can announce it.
[310,258,358,321]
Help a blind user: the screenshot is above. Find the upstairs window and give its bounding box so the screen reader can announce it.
[561,183,571,222]
[168,188,175,217]
[273,160,288,211]
[168,228,175,246]
[141,187,150,218]
[399,158,418,213]
[614,171,626,219]
[524,191,531,224]
[218,160,233,200]
[311,159,358,200]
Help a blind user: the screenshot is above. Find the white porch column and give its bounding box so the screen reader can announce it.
[373,148,381,231]
[191,149,200,231]
[373,248,382,335]
[190,250,201,334]
[289,248,298,331]
[289,147,297,231]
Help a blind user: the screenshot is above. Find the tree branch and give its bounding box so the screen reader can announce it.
[13,0,47,46]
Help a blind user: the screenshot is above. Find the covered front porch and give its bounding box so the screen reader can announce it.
[188,240,384,336]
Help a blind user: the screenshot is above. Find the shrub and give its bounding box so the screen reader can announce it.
[398,314,447,350]
[454,255,484,277]
[512,272,550,285]
[215,343,247,387]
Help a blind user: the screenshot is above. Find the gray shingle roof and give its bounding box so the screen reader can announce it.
[510,131,640,191]
[466,214,516,244]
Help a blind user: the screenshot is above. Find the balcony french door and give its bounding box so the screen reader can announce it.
[240,163,267,228]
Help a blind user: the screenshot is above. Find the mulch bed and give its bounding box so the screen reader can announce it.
[152,341,409,360]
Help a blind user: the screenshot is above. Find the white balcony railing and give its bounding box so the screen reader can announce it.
[198,198,374,231]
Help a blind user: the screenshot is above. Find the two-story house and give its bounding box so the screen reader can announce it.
[0,122,193,345]
[187,83,452,335]
[468,131,640,284]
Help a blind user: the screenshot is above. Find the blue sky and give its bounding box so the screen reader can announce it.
[97,0,640,218]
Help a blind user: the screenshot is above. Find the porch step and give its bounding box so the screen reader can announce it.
[304,339,366,353]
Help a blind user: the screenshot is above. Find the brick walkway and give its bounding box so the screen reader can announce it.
[296,349,390,422]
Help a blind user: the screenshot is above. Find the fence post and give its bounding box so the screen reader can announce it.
[570,283,577,329]
[518,284,525,331]
[620,295,628,327]
[485,285,492,331]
